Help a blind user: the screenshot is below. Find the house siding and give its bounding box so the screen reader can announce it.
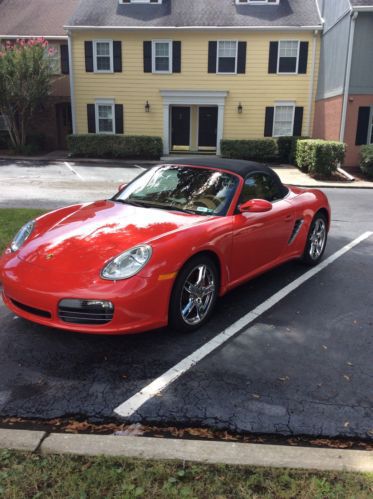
[71,30,320,147]
[313,94,343,141]
[316,13,350,100]
[349,13,373,95]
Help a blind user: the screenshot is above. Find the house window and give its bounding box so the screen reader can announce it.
[152,41,172,73]
[273,105,295,137]
[95,101,115,134]
[0,114,8,131]
[277,40,299,74]
[46,43,61,74]
[93,41,113,72]
[217,41,237,73]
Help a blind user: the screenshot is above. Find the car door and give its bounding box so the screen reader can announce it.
[230,172,295,284]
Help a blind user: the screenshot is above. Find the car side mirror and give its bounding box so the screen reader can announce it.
[118,183,127,192]
[239,199,272,213]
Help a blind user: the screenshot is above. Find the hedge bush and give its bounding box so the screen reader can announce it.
[277,136,308,165]
[295,139,345,177]
[67,134,163,160]
[360,145,373,179]
[221,139,278,162]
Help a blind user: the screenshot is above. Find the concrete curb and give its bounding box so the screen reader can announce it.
[0,429,46,452]
[1,429,372,472]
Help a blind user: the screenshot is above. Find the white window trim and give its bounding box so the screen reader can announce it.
[152,40,172,74]
[95,100,116,134]
[368,106,373,145]
[277,40,300,75]
[216,40,238,75]
[93,40,114,73]
[272,102,295,138]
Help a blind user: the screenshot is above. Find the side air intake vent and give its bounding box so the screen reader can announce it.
[288,219,304,245]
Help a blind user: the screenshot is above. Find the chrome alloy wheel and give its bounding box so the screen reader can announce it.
[309,218,326,260]
[180,264,216,326]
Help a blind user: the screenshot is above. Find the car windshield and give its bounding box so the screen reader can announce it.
[114,165,239,216]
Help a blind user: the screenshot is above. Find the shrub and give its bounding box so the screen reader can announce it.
[295,139,345,177]
[360,145,373,179]
[0,131,10,150]
[67,134,163,160]
[277,136,308,165]
[221,139,278,162]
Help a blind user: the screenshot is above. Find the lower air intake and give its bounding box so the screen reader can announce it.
[58,299,114,325]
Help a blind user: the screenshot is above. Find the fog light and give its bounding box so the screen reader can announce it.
[82,300,114,310]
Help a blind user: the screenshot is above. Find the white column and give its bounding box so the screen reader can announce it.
[217,104,225,155]
[163,104,170,155]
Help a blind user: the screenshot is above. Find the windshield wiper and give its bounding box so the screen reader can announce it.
[115,199,150,208]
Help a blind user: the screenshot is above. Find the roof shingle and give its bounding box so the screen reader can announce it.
[0,0,80,37]
[67,0,322,29]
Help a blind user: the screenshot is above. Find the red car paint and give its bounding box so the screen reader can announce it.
[0,165,330,335]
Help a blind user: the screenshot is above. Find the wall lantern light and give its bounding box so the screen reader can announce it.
[145,100,151,113]
[237,102,243,114]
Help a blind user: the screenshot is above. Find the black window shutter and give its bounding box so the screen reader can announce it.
[85,41,94,72]
[264,107,274,137]
[143,41,152,73]
[237,41,247,74]
[115,104,124,134]
[113,41,122,72]
[293,107,304,136]
[355,107,370,145]
[87,104,96,133]
[268,42,278,74]
[173,41,181,73]
[298,42,309,74]
[208,41,217,73]
[60,45,69,74]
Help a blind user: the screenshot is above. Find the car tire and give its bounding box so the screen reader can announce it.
[169,255,219,333]
[301,212,328,266]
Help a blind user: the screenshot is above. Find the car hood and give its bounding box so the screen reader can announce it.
[17,200,210,273]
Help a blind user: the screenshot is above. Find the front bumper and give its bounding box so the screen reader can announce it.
[0,255,172,335]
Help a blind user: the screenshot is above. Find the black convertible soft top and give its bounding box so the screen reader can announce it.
[164,157,276,180]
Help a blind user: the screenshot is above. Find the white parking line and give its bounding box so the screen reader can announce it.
[64,161,84,181]
[114,231,373,418]
[133,164,147,171]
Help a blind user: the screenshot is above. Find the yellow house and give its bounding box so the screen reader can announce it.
[65,0,323,155]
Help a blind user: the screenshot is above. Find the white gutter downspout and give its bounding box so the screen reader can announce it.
[67,30,77,135]
[307,30,318,137]
[340,11,358,142]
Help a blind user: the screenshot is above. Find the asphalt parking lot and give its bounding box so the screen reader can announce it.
[0,159,372,440]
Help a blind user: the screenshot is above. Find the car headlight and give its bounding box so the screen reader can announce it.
[101,244,152,280]
[10,220,35,252]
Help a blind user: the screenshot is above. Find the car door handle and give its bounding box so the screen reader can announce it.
[284,215,292,222]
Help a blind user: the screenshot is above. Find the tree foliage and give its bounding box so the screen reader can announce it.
[0,38,53,150]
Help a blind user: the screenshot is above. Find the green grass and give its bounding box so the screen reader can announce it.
[0,450,372,499]
[0,208,46,253]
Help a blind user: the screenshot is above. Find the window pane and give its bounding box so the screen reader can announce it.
[273,106,294,136]
[99,119,113,133]
[155,42,169,57]
[98,105,112,119]
[97,56,111,70]
[218,41,236,58]
[96,42,110,56]
[279,57,297,73]
[155,56,169,71]
[0,114,8,131]
[279,41,298,58]
[218,57,236,73]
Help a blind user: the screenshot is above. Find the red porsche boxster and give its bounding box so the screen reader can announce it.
[0,158,330,335]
